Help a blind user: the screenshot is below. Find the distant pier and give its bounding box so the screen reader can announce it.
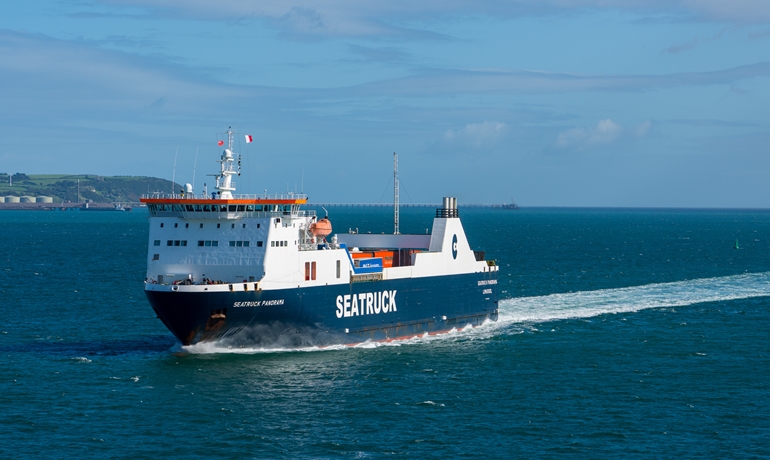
[308,203,517,209]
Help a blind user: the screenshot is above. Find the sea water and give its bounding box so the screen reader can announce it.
[1,207,768,458]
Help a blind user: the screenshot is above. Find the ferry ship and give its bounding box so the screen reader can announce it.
[141,128,499,347]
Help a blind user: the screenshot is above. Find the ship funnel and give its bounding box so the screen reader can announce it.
[437,196,459,218]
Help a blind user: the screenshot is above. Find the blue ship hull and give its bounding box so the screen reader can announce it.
[146,272,499,346]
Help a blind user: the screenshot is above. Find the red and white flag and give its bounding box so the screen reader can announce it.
[244,134,253,143]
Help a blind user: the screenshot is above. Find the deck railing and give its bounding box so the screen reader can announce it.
[142,192,308,201]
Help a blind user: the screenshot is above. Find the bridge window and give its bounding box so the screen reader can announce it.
[257,241,263,247]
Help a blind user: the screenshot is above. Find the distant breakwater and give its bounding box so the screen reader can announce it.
[309,203,517,209]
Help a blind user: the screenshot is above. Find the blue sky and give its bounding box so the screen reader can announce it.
[2,1,770,207]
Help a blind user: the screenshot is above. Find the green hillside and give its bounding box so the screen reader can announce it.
[0,173,179,203]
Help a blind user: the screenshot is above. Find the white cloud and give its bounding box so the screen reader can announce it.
[425,121,509,155]
[555,119,623,149]
[348,63,770,98]
[683,0,770,23]
[636,120,652,137]
[664,37,700,55]
[554,119,652,149]
[441,121,508,150]
[93,0,770,39]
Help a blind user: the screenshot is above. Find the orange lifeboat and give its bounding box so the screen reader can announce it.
[309,217,332,237]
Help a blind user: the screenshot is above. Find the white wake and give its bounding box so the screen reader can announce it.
[497,271,770,324]
[181,272,770,354]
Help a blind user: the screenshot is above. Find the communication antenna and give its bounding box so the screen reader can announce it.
[171,146,179,194]
[192,147,198,194]
[394,152,399,235]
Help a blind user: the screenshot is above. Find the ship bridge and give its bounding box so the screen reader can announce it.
[140,193,313,220]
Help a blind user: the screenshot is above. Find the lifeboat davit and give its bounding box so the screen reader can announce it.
[309,217,332,237]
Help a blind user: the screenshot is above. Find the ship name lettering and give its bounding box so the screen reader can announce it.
[477,280,497,286]
[233,299,284,308]
[336,290,397,319]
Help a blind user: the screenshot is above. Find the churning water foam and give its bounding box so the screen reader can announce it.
[181,272,770,354]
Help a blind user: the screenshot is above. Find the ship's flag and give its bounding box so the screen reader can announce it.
[245,134,253,143]
[218,140,224,146]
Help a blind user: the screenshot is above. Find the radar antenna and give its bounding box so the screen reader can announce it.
[394,152,399,235]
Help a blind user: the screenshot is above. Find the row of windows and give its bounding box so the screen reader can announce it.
[154,240,189,246]
[151,204,293,213]
[153,239,267,248]
[271,240,289,247]
[229,240,260,247]
[160,222,261,229]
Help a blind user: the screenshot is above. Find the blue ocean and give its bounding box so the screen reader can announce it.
[1,207,769,458]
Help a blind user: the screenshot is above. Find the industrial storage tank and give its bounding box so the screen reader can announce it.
[36,196,53,203]
[20,196,35,203]
[5,196,20,203]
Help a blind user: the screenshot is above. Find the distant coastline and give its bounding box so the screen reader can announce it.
[0,173,177,205]
[0,201,143,211]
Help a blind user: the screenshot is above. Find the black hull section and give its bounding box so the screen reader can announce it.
[146,272,499,347]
